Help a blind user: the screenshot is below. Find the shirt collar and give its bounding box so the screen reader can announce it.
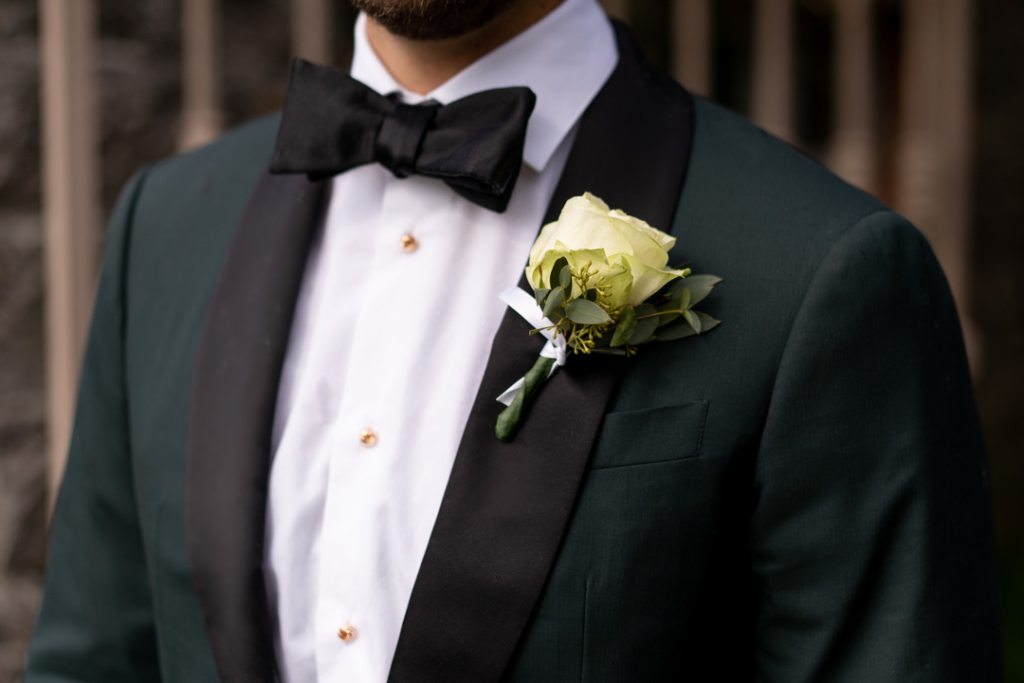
[349,0,618,173]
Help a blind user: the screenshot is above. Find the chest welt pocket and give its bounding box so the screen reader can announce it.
[588,400,709,469]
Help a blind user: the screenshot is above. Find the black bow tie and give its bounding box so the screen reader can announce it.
[269,59,537,213]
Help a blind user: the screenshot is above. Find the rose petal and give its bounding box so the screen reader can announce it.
[621,254,687,305]
[608,208,677,250]
[549,196,635,255]
[608,214,670,269]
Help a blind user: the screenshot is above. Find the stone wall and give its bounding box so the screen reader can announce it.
[0,1,302,679]
[1,3,50,678]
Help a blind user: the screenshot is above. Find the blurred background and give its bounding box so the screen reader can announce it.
[0,0,1021,680]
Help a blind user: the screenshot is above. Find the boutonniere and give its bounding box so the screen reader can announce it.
[496,192,722,442]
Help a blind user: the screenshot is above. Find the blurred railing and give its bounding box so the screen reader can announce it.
[38,0,977,495]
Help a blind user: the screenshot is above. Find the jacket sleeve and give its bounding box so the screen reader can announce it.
[751,210,1002,682]
[24,169,162,682]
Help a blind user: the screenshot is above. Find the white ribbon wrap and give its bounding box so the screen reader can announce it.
[496,286,568,406]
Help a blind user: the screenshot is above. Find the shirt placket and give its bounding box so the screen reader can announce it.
[313,172,449,681]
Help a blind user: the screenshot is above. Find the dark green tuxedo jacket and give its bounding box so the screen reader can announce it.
[26,26,1001,683]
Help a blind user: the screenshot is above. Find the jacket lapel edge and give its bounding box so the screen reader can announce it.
[185,170,327,683]
[389,23,697,683]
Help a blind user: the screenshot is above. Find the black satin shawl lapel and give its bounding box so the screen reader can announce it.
[388,24,695,683]
[185,170,327,683]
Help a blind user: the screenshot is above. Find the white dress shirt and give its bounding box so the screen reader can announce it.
[264,1,617,680]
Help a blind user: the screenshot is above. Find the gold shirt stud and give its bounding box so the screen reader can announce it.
[359,428,378,447]
[400,234,418,252]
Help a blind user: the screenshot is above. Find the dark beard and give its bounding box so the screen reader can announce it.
[350,0,520,40]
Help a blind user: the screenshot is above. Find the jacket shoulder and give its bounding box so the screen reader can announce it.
[119,114,283,352]
[656,97,930,416]
[673,96,895,292]
[129,112,281,238]
[125,113,281,277]
[682,96,885,236]
[146,112,281,192]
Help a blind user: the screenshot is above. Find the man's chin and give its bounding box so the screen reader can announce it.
[351,0,519,41]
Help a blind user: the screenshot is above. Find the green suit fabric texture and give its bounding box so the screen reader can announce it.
[26,96,1001,681]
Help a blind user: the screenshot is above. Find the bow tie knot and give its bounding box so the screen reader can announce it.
[270,59,537,213]
[375,99,440,179]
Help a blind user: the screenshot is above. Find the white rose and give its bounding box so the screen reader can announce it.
[526,192,687,309]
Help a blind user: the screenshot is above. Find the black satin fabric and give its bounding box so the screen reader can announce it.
[269,58,536,213]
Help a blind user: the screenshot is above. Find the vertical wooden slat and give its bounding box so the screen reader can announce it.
[829,0,876,193]
[896,0,979,371]
[39,0,101,502]
[751,0,794,142]
[291,0,334,65]
[937,0,980,370]
[180,0,223,151]
[895,0,940,232]
[671,0,712,96]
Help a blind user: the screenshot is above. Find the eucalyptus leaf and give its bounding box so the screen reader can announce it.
[628,303,660,345]
[659,278,685,299]
[542,285,564,319]
[656,309,721,341]
[534,288,550,307]
[687,286,714,307]
[635,303,657,317]
[681,274,722,307]
[611,306,636,347]
[695,310,721,332]
[549,257,569,289]
[656,287,690,327]
[565,298,611,324]
[679,287,692,311]
[559,264,573,292]
[655,318,699,341]
[683,309,702,334]
[681,274,723,290]
[655,304,681,327]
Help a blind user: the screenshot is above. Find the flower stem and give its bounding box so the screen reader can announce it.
[495,356,557,442]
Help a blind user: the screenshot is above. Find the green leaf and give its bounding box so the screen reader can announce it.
[695,311,721,333]
[495,356,557,442]
[656,281,681,302]
[687,286,714,307]
[655,309,722,341]
[564,298,611,324]
[661,277,688,296]
[656,287,690,327]
[549,257,569,289]
[629,303,660,345]
[533,288,550,307]
[683,309,702,334]
[681,274,722,307]
[655,304,680,326]
[542,286,564,319]
[610,306,636,347]
[559,263,573,291]
[635,303,657,317]
[681,274,723,289]
[655,318,699,341]
[679,286,692,311]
